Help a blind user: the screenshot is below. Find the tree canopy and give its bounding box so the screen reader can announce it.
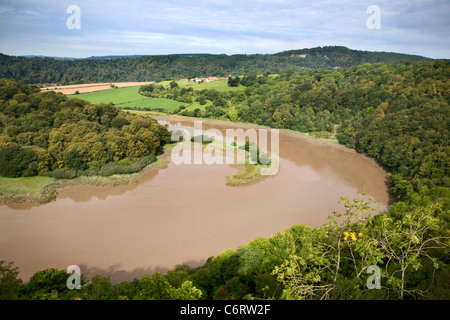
[0,58,448,301]
[0,78,170,178]
[0,46,432,85]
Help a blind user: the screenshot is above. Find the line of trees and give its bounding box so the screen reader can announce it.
[0,46,432,85]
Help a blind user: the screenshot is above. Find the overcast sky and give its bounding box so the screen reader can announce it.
[0,0,448,58]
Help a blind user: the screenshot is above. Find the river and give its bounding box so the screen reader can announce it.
[0,117,390,283]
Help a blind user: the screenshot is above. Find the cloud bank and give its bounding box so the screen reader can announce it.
[0,0,448,58]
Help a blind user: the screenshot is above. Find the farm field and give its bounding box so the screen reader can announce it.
[41,81,155,95]
[66,79,232,112]
[160,78,244,92]
[68,85,186,111]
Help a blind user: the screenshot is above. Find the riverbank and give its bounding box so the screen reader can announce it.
[0,115,390,206]
[152,114,342,146]
[0,119,279,205]
[152,114,391,173]
[0,145,173,206]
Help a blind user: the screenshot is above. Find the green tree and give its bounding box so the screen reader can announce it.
[64,148,87,170]
[111,116,130,129]
[24,268,70,299]
[0,144,37,177]
[135,273,177,300]
[273,195,449,300]
[80,275,117,300]
[228,76,240,87]
[174,280,203,300]
[134,273,202,300]
[373,203,449,299]
[228,107,238,122]
[0,261,23,300]
[170,81,179,89]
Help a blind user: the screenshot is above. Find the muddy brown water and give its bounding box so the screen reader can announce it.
[0,117,391,283]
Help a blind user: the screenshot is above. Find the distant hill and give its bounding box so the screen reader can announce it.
[0,46,434,84]
[275,46,433,67]
[86,53,212,60]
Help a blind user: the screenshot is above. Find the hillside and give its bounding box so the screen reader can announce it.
[275,46,433,68]
[0,46,433,85]
[0,79,171,180]
[1,60,449,300]
[138,60,450,197]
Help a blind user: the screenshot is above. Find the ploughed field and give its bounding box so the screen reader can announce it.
[40,82,155,95]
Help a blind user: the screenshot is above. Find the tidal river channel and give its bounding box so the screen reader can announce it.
[0,117,390,283]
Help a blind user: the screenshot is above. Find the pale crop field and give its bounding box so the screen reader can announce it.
[41,82,155,95]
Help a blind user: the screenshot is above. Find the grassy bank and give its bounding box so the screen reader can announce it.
[153,115,343,148]
[0,176,57,204]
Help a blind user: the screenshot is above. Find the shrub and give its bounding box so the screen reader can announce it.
[47,169,80,179]
[111,116,130,129]
[64,149,87,170]
[97,154,157,176]
[0,261,23,300]
[0,144,38,177]
[310,131,332,139]
[23,268,70,298]
[191,135,213,144]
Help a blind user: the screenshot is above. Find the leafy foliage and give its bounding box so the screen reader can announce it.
[146,61,449,199]
[0,261,23,299]
[0,58,448,301]
[0,79,170,178]
[0,46,431,85]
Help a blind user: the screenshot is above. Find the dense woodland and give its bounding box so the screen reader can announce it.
[0,58,449,300]
[147,61,450,200]
[0,46,432,85]
[0,79,171,179]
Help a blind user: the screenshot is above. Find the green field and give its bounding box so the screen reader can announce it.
[69,79,242,112]
[159,79,244,92]
[70,86,186,111]
[0,175,57,203]
[0,176,55,195]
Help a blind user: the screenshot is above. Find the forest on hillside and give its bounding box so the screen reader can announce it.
[0,59,449,300]
[0,79,171,179]
[142,61,449,199]
[0,46,432,85]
